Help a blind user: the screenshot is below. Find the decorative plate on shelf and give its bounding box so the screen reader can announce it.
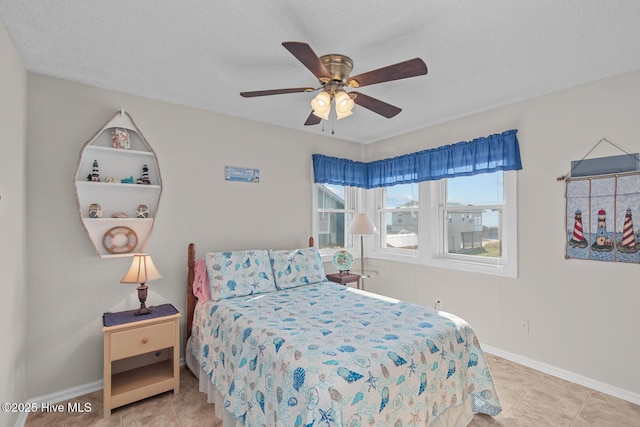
[332,250,353,272]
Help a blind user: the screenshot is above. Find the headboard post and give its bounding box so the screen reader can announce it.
[186,243,196,347]
[309,236,314,247]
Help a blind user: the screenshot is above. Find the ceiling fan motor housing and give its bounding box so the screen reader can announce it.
[319,54,353,84]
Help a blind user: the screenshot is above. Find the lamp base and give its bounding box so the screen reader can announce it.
[134,283,152,316]
[134,305,152,316]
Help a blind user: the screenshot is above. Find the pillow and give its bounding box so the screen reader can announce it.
[192,258,211,301]
[269,247,327,290]
[205,250,276,300]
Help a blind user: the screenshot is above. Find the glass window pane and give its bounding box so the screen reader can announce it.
[447,171,503,206]
[380,210,419,249]
[445,208,502,257]
[317,184,345,209]
[317,211,353,249]
[385,183,419,208]
[379,183,419,250]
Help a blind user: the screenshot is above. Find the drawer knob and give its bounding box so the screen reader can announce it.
[141,338,149,344]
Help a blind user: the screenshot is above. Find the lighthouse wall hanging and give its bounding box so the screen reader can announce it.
[566,171,640,263]
[74,110,162,258]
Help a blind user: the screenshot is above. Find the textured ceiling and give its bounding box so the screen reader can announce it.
[2,1,640,143]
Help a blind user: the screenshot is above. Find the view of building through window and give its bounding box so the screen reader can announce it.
[380,183,419,250]
[444,171,503,258]
[317,172,506,259]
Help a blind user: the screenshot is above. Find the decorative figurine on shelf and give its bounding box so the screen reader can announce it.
[121,176,134,184]
[111,212,128,218]
[88,203,103,218]
[137,164,151,185]
[111,128,131,149]
[104,176,117,183]
[87,160,100,182]
[136,204,149,218]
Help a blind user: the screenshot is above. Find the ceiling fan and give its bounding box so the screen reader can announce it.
[240,42,428,126]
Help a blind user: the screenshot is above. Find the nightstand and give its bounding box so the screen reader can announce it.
[326,272,361,286]
[102,304,180,418]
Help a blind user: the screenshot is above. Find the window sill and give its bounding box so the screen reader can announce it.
[369,250,517,278]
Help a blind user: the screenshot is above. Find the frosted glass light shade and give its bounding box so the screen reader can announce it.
[334,90,354,120]
[347,213,377,235]
[311,92,331,120]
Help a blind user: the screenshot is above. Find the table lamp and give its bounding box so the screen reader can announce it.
[121,253,162,316]
[347,213,377,275]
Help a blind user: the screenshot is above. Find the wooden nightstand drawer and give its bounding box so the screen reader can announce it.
[110,321,175,361]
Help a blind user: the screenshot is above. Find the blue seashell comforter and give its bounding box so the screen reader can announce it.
[190,282,501,426]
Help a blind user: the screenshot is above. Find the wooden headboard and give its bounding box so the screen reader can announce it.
[185,237,315,349]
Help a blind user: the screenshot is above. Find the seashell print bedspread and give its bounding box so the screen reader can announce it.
[190,282,501,426]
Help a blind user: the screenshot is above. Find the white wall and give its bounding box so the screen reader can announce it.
[0,17,27,427]
[25,73,364,398]
[363,69,640,399]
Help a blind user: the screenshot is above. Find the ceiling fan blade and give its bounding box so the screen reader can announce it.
[351,91,402,118]
[282,42,331,81]
[240,87,315,97]
[304,111,322,126]
[347,58,427,88]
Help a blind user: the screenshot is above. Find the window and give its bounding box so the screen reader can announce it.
[444,172,503,256]
[377,183,419,253]
[311,128,521,275]
[427,170,518,277]
[314,184,356,253]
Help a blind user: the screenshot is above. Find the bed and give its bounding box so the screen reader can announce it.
[184,239,502,427]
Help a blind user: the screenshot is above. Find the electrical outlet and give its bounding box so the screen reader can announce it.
[434,299,442,310]
[519,319,530,333]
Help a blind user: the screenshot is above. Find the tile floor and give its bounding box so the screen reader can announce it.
[24,354,640,427]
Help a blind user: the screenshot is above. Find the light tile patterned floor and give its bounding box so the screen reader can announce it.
[25,354,640,426]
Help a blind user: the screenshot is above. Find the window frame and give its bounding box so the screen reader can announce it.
[368,171,518,277]
[313,171,518,277]
[425,170,518,277]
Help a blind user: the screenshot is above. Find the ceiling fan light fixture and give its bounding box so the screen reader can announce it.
[335,109,353,120]
[311,91,331,119]
[334,90,354,120]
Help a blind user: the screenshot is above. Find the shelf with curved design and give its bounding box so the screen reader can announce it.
[74,110,162,258]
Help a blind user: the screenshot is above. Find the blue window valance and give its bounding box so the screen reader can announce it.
[313,129,522,189]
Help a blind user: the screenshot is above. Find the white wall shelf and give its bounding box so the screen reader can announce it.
[74,110,162,258]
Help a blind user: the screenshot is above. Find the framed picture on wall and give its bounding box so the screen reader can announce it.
[225,166,260,183]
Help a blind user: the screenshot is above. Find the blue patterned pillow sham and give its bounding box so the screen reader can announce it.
[269,247,327,289]
[205,250,276,300]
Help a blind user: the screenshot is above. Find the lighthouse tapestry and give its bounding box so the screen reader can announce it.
[566,171,640,263]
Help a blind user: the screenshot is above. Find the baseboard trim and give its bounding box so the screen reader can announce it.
[482,344,640,406]
[13,357,187,427]
[13,379,103,427]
